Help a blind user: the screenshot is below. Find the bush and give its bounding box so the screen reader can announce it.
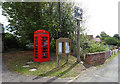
[50,38,56,52]
[4,33,19,50]
[105,37,118,46]
[88,43,108,53]
[83,41,109,53]
[71,40,77,53]
[25,43,34,50]
[117,41,120,47]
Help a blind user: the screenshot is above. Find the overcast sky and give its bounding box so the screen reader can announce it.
[0,0,119,37]
[80,0,119,37]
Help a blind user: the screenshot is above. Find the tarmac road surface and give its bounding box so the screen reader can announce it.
[74,54,119,82]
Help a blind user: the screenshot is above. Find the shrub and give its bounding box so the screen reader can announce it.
[105,37,118,46]
[82,40,109,53]
[88,43,108,53]
[25,43,34,50]
[117,41,120,47]
[50,38,56,52]
[71,40,77,53]
[4,33,19,50]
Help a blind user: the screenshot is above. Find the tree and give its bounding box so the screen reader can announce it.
[96,35,100,38]
[100,31,109,40]
[4,32,19,50]
[105,37,118,46]
[2,2,77,49]
[113,34,120,40]
[117,41,120,47]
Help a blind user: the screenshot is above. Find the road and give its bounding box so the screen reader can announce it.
[74,54,119,82]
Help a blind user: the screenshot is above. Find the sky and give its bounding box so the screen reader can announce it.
[0,0,119,37]
[79,0,119,37]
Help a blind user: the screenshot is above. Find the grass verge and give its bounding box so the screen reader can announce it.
[3,50,85,78]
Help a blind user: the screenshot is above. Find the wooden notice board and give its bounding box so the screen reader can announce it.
[56,38,71,56]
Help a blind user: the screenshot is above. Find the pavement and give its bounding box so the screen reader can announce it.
[74,54,119,82]
[1,54,119,82]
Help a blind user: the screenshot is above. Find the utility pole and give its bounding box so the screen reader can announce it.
[75,6,83,63]
[57,0,61,67]
[77,19,80,63]
[58,0,61,37]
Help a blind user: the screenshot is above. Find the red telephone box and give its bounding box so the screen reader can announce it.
[34,30,50,63]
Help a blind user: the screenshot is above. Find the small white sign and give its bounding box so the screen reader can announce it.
[58,42,62,54]
[29,68,37,71]
[65,42,70,53]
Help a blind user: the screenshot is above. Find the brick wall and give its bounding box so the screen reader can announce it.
[105,51,110,59]
[85,51,110,65]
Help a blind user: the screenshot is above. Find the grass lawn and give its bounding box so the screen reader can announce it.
[3,50,85,78]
